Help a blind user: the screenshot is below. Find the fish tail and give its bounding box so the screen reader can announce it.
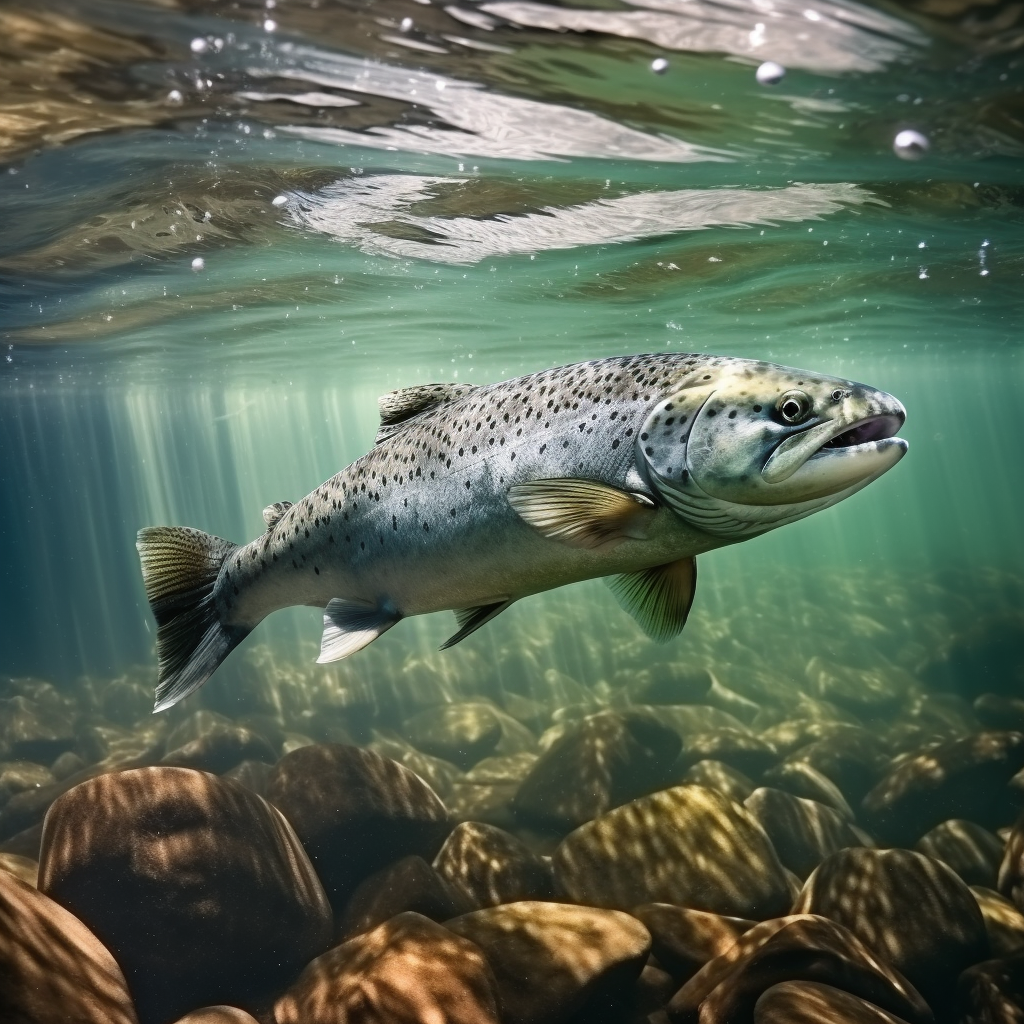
[136,526,249,713]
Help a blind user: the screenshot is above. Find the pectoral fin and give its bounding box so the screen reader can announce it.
[606,557,697,642]
[440,599,511,650]
[317,599,400,663]
[508,478,656,550]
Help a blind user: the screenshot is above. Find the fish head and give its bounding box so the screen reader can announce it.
[638,359,907,539]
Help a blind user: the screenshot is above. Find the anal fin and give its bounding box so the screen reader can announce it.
[606,557,697,643]
[440,599,511,650]
[318,598,400,663]
[508,478,656,550]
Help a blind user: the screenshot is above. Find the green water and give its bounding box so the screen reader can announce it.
[1,0,1022,703]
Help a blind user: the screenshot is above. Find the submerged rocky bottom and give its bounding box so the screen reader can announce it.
[2,565,1024,1024]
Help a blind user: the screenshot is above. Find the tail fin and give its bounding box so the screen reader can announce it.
[136,526,249,713]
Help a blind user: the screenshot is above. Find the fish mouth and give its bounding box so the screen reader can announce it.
[816,413,906,452]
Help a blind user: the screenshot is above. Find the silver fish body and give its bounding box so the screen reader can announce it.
[137,353,907,711]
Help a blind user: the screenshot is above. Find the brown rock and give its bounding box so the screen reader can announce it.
[744,787,864,879]
[782,734,886,806]
[631,903,753,983]
[681,761,756,803]
[223,759,275,796]
[265,743,450,907]
[554,786,792,920]
[464,752,538,785]
[668,916,931,1024]
[160,723,277,775]
[40,767,331,1024]
[862,732,1024,845]
[916,820,1005,888]
[972,887,1024,957]
[0,759,55,805]
[445,901,651,1024]
[0,850,38,886]
[755,981,913,1024]
[958,954,1024,1024]
[512,711,680,832]
[337,855,473,939]
[792,847,989,1008]
[402,702,536,770]
[171,1010,261,1024]
[975,696,1024,733]
[434,821,554,908]
[998,814,1024,912]
[762,761,855,822]
[274,912,500,1024]
[0,868,138,1024]
[677,730,777,780]
[0,696,76,763]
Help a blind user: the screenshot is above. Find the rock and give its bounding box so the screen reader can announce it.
[760,721,871,758]
[782,735,886,806]
[265,743,451,907]
[915,820,1005,888]
[39,766,331,1024]
[0,850,38,886]
[744,787,864,879]
[681,760,756,803]
[632,963,678,1019]
[922,611,1024,700]
[958,954,1024,1024]
[863,732,1024,845]
[0,821,43,858]
[500,693,552,734]
[171,1010,261,1024]
[99,676,154,726]
[975,695,1024,733]
[446,901,651,1024]
[274,912,500,1024]
[223,758,275,795]
[972,887,1024,957]
[0,759,55,804]
[434,822,554,908]
[625,666,713,706]
[0,869,138,1024]
[704,678,762,725]
[402,702,536,770]
[677,729,777,779]
[668,916,931,1024]
[447,781,519,830]
[0,696,76,763]
[762,761,855,822]
[337,855,474,939]
[50,750,88,779]
[654,706,752,739]
[999,814,1024,912]
[792,847,989,1008]
[554,785,792,920]
[368,730,465,798]
[160,711,277,774]
[631,903,754,983]
[805,657,913,715]
[512,711,680,832]
[754,981,914,1024]
[464,752,538,785]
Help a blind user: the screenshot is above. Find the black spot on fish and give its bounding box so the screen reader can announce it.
[314,566,320,575]
[728,410,737,419]
[640,432,649,441]
[611,439,620,449]
[304,529,309,537]
[753,404,762,412]
[645,446,654,455]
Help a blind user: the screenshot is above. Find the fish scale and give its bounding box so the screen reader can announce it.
[137,353,906,711]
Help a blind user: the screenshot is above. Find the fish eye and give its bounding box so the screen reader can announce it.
[777,390,813,424]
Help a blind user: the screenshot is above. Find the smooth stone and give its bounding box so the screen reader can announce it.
[337,854,474,939]
[99,677,154,726]
[446,901,651,1024]
[447,781,519,829]
[499,693,552,734]
[554,785,792,920]
[171,1010,261,1024]
[957,954,1024,1024]
[434,821,554,908]
[161,723,278,775]
[754,981,913,1024]
[50,749,88,779]
[402,702,536,770]
[0,850,39,886]
[0,869,138,1024]
[513,711,680,832]
[0,759,55,804]
[0,696,76,763]
[805,657,912,714]
[744,787,864,880]
[863,732,1024,844]
[368,730,465,798]
[762,761,855,822]
[0,821,43,858]
[668,916,931,1024]
[677,729,777,779]
[681,760,756,803]
[792,847,990,1008]
[652,706,752,739]
[975,695,1024,733]
[624,666,713,706]
[265,743,451,908]
[999,813,1024,912]
[782,735,886,806]
[704,679,761,726]
[972,887,1024,957]
[633,963,678,1019]
[631,903,754,983]
[274,912,500,1024]
[464,752,538,785]
[164,710,235,750]
[223,759,275,796]
[40,766,331,1024]
[759,721,872,758]
[915,819,1005,888]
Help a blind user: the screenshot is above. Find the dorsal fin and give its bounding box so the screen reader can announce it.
[262,501,293,532]
[378,383,477,429]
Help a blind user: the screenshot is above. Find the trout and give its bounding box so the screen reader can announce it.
[138,353,907,711]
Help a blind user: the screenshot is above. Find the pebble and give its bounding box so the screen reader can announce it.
[402,702,535,770]
[0,850,39,886]
[998,812,1024,912]
[275,912,501,1024]
[265,743,451,908]
[763,760,856,822]
[677,728,778,779]
[754,981,915,1024]
[446,901,651,1024]
[793,847,990,1008]
[554,785,792,919]
[681,759,756,803]
[170,1010,261,1024]
[915,818,1005,888]
[39,766,331,1023]
[971,886,1024,957]
[957,953,1024,1024]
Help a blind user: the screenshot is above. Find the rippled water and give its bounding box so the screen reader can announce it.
[0,0,1022,697]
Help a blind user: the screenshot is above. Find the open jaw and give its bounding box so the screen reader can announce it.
[818,414,906,451]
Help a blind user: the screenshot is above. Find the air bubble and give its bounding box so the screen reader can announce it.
[893,129,929,160]
[192,257,206,271]
[272,195,289,207]
[756,61,785,86]
[400,16,414,31]
[167,89,184,104]
[651,58,669,74]
[190,37,209,54]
